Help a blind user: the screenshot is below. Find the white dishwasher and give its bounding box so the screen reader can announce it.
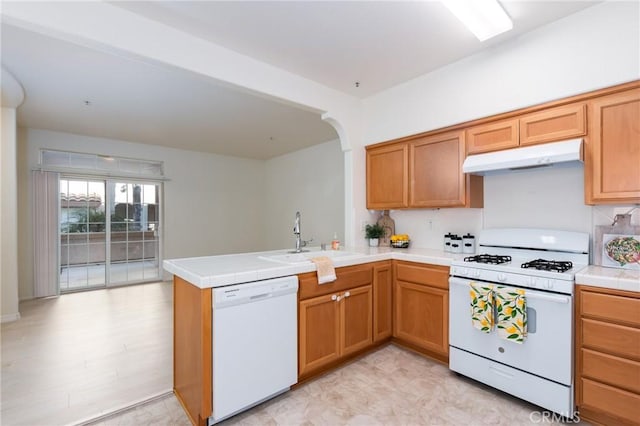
[210,275,298,425]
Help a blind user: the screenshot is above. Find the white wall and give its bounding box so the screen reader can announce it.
[1,108,20,321]
[362,2,640,143]
[264,139,344,250]
[17,128,344,300]
[17,128,268,299]
[483,165,590,232]
[357,1,640,249]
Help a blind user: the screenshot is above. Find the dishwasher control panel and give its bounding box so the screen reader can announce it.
[213,276,299,307]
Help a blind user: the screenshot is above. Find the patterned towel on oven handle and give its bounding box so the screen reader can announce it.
[495,286,527,344]
[469,282,494,333]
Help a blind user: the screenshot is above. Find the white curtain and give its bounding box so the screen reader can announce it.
[33,171,59,298]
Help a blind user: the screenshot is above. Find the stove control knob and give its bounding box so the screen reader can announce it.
[497,273,507,282]
[526,277,536,287]
[546,280,554,290]
[471,270,481,279]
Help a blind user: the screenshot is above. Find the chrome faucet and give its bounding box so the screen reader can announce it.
[291,211,312,253]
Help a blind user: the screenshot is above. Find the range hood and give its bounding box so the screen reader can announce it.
[462,138,583,175]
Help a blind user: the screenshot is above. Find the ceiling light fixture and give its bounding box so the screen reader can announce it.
[441,0,513,42]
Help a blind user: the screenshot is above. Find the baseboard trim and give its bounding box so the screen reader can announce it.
[1,312,21,323]
[71,389,173,426]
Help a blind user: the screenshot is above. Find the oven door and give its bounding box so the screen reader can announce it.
[449,277,573,386]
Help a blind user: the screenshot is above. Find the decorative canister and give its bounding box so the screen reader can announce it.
[444,233,453,252]
[462,233,476,254]
[451,236,463,254]
[377,210,395,247]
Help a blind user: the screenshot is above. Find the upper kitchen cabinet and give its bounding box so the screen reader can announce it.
[366,143,409,209]
[520,103,586,146]
[585,88,640,204]
[466,102,587,155]
[366,131,482,210]
[410,130,482,208]
[466,118,519,155]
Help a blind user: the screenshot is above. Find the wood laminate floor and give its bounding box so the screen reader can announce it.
[1,282,173,426]
[92,345,589,426]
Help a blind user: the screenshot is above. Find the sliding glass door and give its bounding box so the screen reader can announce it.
[59,177,162,292]
[108,182,161,285]
[59,179,107,291]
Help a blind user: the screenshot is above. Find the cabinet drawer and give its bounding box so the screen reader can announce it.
[395,262,449,289]
[582,318,640,360]
[581,378,640,425]
[581,290,640,327]
[299,263,373,300]
[582,348,640,393]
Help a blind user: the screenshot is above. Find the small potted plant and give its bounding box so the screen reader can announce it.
[365,223,385,247]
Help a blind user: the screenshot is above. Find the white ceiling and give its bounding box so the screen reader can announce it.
[113,1,599,97]
[1,24,338,160]
[1,1,599,159]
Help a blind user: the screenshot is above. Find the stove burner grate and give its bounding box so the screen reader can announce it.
[521,259,573,273]
[464,254,512,265]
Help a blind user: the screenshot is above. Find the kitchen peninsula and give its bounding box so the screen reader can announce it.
[164,247,640,426]
[164,246,460,426]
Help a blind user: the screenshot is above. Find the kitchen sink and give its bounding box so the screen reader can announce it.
[259,250,361,264]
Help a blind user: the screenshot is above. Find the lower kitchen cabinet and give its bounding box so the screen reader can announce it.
[298,263,374,379]
[373,261,393,343]
[342,285,374,357]
[575,285,640,426]
[298,292,341,375]
[298,284,372,377]
[393,261,449,363]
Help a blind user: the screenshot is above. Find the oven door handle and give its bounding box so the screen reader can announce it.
[449,277,570,304]
[524,292,570,304]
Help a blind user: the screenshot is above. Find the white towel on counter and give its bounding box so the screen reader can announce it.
[309,256,337,284]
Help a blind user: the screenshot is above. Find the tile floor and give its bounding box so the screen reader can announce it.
[1,282,173,426]
[92,345,589,426]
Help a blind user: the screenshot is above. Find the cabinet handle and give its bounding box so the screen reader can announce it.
[331,294,338,301]
[344,291,351,298]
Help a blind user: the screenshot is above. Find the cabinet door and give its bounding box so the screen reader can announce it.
[299,293,340,377]
[366,143,409,209]
[466,118,519,154]
[586,88,640,204]
[409,131,466,208]
[373,262,393,342]
[519,103,586,146]
[394,280,449,357]
[341,285,373,357]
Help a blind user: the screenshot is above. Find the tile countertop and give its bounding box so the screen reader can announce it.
[163,246,464,289]
[575,265,640,293]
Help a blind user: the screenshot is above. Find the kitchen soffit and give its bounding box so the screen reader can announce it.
[1,24,338,160]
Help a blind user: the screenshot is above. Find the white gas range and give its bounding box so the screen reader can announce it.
[448,228,589,418]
